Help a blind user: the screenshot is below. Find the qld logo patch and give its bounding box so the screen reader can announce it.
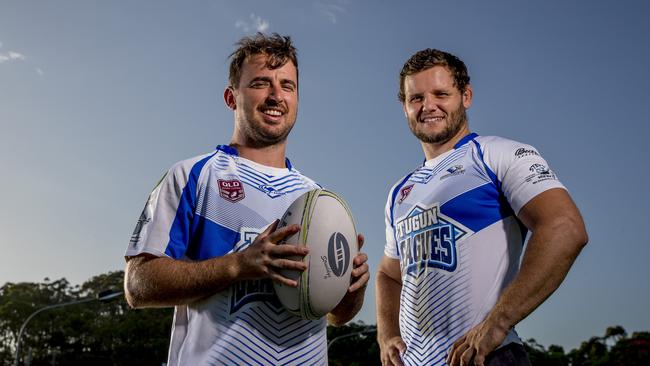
[218,179,245,203]
[396,204,472,275]
[398,184,414,204]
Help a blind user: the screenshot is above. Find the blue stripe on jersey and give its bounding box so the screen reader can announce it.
[453,132,478,149]
[470,137,529,243]
[186,216,240,260]
[441,182,513,233]
[165,153,216,259]
[389,173,414,256]
[471,138,501,190]
[216,144,239,156]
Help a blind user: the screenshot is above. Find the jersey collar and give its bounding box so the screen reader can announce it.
[216,144,293,170]
[421,132,479,167]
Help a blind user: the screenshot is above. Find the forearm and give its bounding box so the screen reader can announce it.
[376,270,403,346]
[328,286,367,326]
[485,217,587,330]
[124,253,242,308]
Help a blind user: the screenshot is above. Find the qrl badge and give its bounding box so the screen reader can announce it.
[218,179,245,203]
[398,184,414,204]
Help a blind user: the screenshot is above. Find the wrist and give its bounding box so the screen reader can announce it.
[377,332,400,347]
[225,252,243,281]
[486,307,516,333]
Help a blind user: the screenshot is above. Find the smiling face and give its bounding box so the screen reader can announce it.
[402,65,472,146]
[225,54,298,148]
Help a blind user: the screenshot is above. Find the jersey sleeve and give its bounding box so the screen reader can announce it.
[480,136,566,214]
[125,155,205,258]
[384,175,411,259]
[384,195,399,259]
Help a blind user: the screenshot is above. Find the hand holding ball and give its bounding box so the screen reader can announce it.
[273,189,358,319]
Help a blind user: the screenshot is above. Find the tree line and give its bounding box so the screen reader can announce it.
[1,272,647,365]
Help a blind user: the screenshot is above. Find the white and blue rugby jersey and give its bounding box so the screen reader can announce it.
[384,133,565,366]
[126,145,327,366]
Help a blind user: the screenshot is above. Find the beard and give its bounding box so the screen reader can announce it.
[238,104,297,148]
[408,103,467,145]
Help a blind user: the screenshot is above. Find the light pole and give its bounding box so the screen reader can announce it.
[13,289,123,366]
[327,326,377,351]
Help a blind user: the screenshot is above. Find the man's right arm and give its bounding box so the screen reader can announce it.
[125,221,308,308]
[376,255,406,366]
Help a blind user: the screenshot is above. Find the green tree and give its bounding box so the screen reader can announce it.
[609,331,650,366]
[0,272,172,366]
[524,338,568,366]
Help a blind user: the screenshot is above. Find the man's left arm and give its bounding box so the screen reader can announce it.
[328,234,370,326]
[448,188,588,366]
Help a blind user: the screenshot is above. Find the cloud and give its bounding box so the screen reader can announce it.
[8,51,25,60]
[235,13,270,33]
[0,50,26,64]
[315,1,347,24]
[36,68,44,76]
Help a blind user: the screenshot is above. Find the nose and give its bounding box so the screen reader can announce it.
[422,95,436,112]
[267,83,284,104]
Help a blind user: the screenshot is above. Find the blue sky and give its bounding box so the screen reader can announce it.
[1,0,649,351]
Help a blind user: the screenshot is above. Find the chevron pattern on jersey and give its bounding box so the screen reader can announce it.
[213,154,314,198]
[409,145,470,184]
[207,293,327,366]
[400,246,473,366]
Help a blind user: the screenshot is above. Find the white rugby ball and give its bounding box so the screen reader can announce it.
[274,188,358,319]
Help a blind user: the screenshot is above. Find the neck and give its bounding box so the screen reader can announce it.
[229,140,288,168]
[421,125,471,161]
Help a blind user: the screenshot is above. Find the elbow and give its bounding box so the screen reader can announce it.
[327,313,353,327]
[570,217,589,251]
[577,228,589,250]
[124,258,151,308]
[559,215,589,254]
[124,280,144,309]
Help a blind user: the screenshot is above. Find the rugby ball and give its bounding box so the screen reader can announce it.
[274,189,358,319]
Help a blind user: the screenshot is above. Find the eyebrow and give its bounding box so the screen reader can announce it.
[281,79,297,88]
[249,76,297,89]
[249,76,271,85]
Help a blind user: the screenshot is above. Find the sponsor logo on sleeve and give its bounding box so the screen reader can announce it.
[218,179,245,203]
[129,208,151,248]
[514,147,540,158]
[524,163,558,184]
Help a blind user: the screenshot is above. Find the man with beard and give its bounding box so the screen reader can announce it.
[124,33,369,366]
[375,49,587,366]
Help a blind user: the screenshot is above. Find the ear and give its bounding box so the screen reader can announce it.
[462,85,473,109]
[224,87,236,110]
[402,102,408,119]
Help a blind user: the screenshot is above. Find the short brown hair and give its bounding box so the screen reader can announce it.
[228,33,298,88]
[398,49,470,102]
